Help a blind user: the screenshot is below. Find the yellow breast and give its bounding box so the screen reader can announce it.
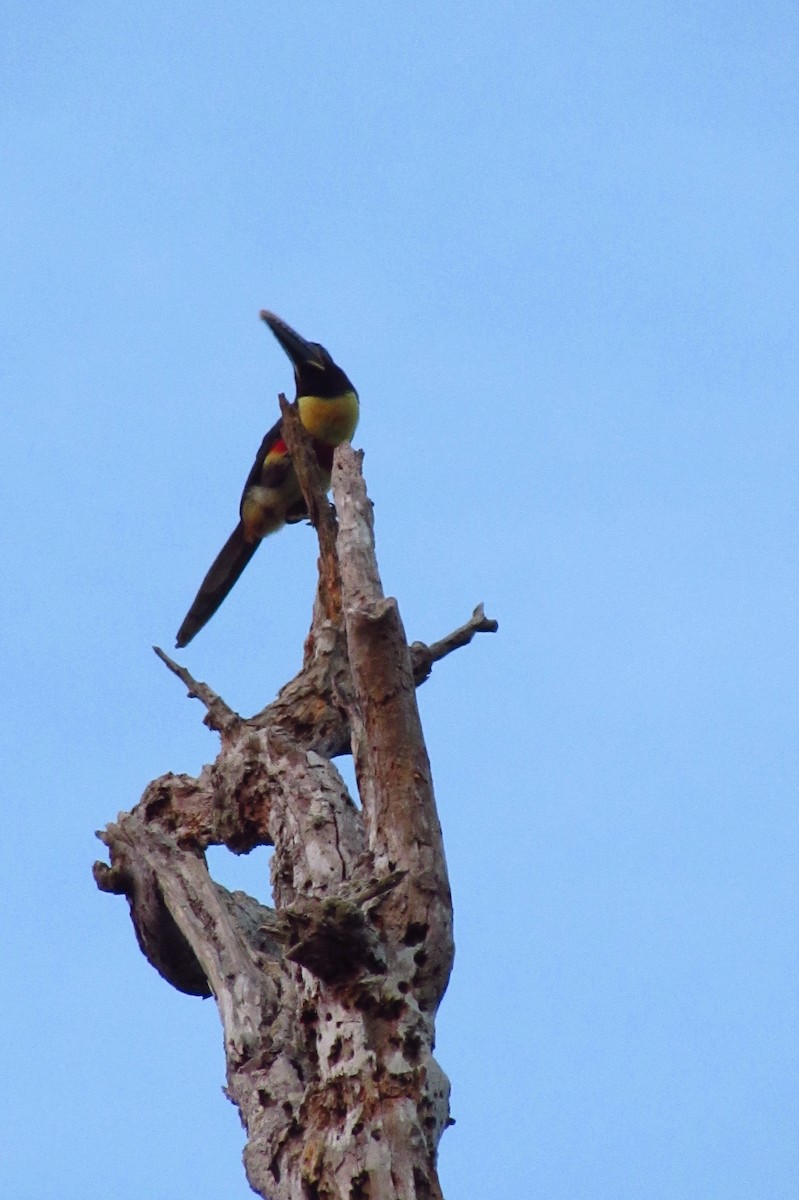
[298,390,359,446]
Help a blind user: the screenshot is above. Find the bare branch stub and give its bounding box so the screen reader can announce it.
[278,392,342,623]
[95,439,495,1200]
[411,601,499,685]
[152,645,240,737]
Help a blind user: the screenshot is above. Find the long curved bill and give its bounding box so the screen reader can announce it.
[259,310,326,370]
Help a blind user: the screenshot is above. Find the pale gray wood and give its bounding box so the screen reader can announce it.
[96,434,496,1200]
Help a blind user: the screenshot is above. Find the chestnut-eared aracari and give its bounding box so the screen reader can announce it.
[175,311,358,648]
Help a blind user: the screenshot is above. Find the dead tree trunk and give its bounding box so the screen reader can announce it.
[94,419,497,1200]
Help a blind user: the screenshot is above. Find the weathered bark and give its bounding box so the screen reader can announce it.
[95,427,497,1200]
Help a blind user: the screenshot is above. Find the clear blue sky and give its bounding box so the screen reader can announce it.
[3,3,798,1197]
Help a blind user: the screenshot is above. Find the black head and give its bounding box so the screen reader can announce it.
[260,310,355,398]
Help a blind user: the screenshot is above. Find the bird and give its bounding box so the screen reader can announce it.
[175,311,359,648]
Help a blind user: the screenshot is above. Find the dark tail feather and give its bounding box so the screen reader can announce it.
[175,522,260,648]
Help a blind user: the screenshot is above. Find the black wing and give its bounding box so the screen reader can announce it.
[239,412,295,505]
